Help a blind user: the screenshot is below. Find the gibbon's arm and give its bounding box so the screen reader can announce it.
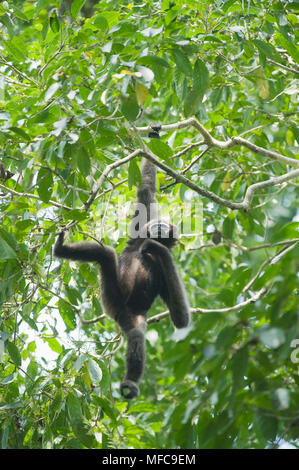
[140,240,190,329]
[54,232,124,322]
[54,232,116,264]
[131,159,158,231]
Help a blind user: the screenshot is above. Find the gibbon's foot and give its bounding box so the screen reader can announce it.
[120,380,139,399]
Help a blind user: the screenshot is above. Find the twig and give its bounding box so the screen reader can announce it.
[0,183,72,211]
[267,59,299,75]
[39,36,68,77]
[83,148,143,211]
[0,55,38,86]
[242,241,298,293]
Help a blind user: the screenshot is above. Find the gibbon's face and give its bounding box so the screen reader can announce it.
[142,219,178,247]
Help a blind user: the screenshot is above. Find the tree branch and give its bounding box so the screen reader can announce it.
[141,148,299,211]
[0,183,72,211]
[147,288,267,325]
[82,148,143,211]
[136,118,299,168]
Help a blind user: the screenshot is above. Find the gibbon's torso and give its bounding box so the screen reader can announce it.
[119,241,162,315]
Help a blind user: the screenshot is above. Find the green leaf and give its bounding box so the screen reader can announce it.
[91,396,118,423]
[71,0,87,18]
[184,88,202,117]
[147,139,173,160]
[121,99,139,121]
[0,237,17,259]
[222,213,235,239]
[0,14,14,39]
[6,341,22,367]
[37,168,53,203]
[274,32,299,64]
[128,159,141,189]
[128,402,158,413]
[42,337,63,354]
[12,6,28,22]
[93,16,109,31]
[57,299,76,330]
[193,59,209,98]
[49,11,60,33]
[1,422,9,449]
[172,48,192,76]
[79,128,96,154]
[252,39,280,62]
[88,358,103,384]
[66,392,95,448]
[231,346,248,390]
[255,409,278,441]
[4,40,26,61]
[66,391,83,424]
[9,127,30,141]
[36,0,50,15]
[42,425,53,449]
[77,147,91,177]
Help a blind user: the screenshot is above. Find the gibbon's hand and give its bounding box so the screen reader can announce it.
[56,231,67,245]
[140,239,168,257]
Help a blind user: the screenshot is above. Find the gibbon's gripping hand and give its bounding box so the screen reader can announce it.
[54,231,67,255]
[140,239,168,257]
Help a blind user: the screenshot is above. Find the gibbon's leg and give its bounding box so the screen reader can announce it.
[141,239,190,329]
[118,314,147,399]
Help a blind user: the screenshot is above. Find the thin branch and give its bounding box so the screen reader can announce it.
[82,148,143,211]
[79,313,106,325]
[267,58,299,75]
[141,147,246,210]
[37,283,80,314]
[170,140,205,159]
[0,56,38,86]
[242,241,298,293]
[242,167,299,210]
[0,183,72,211]
[247,238,299,252]
[181,146,211,174]
[147,288,267,325]
[38,37,68,77]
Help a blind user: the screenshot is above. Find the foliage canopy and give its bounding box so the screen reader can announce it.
[0,0,299,449]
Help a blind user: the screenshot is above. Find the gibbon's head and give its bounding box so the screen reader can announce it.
[142,219,178,248]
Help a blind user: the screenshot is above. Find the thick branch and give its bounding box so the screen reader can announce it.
[136,118,299,168]
[141,148,299,211]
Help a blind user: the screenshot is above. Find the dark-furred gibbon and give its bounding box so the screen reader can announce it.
[54,127,190,399]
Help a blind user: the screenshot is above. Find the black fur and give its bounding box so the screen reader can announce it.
[54,127,190,399]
